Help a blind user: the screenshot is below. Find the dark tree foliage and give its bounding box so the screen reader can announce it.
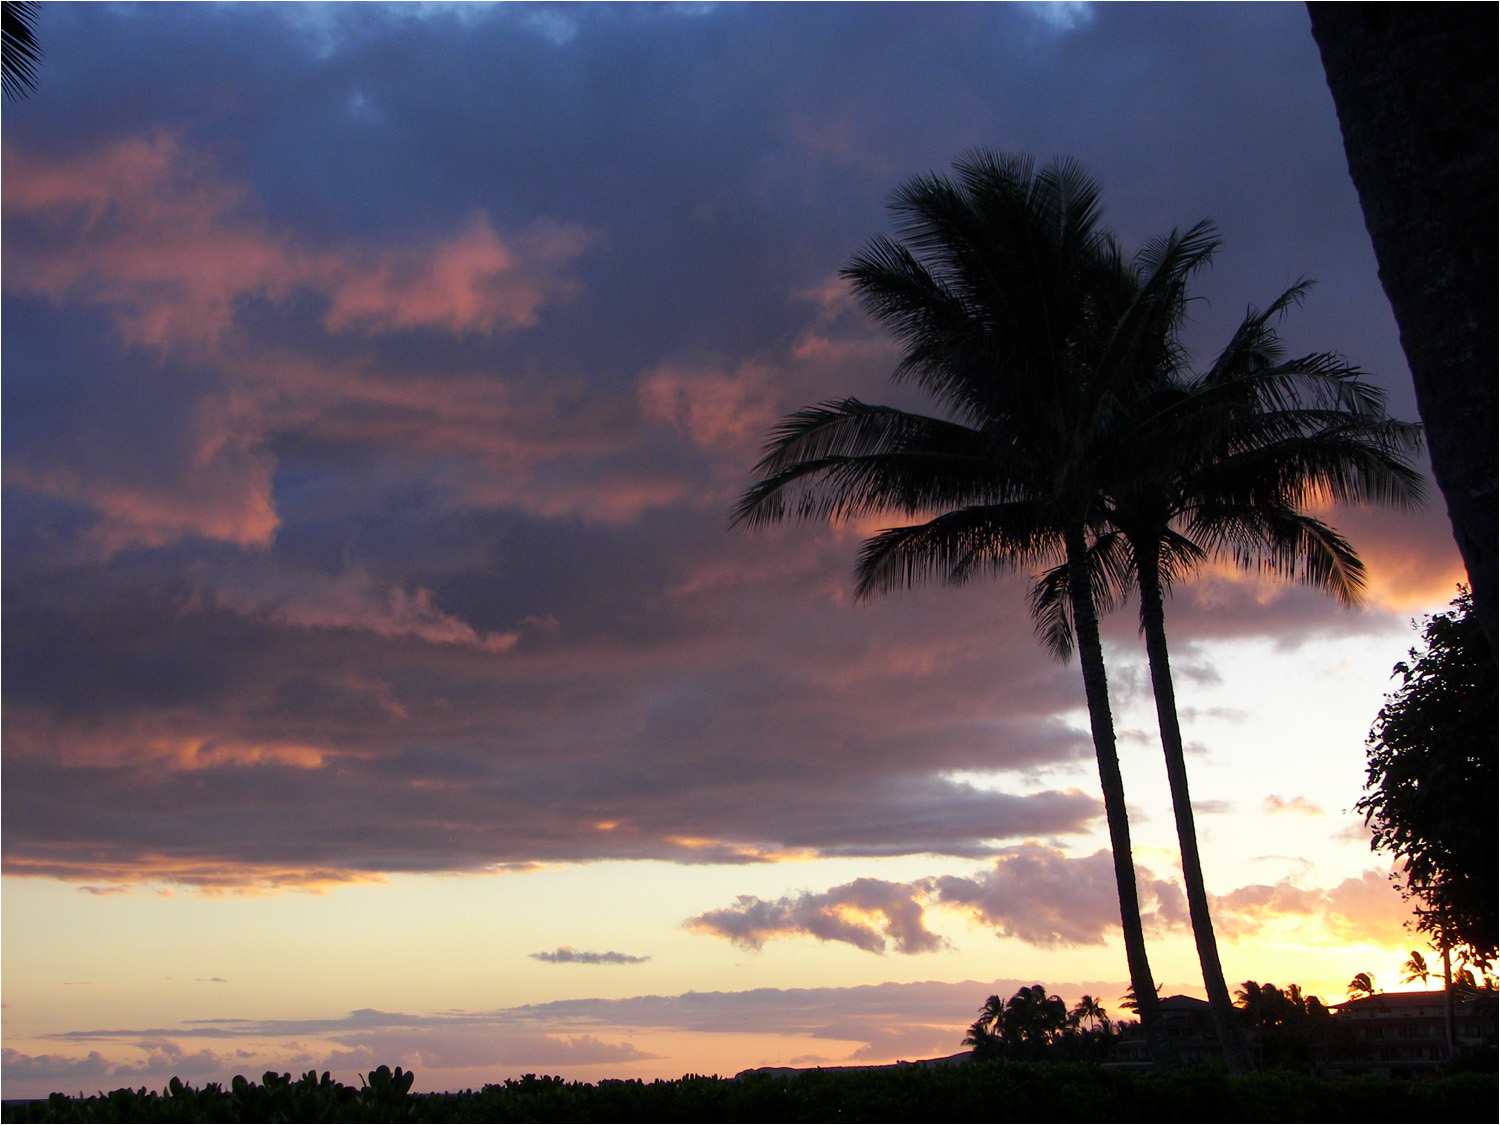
[6,1063,1494,1123]
[2,0,41,102]
[1233,982,1343,1073]
[963,986,1120,1064]
[1358,588,1498,966]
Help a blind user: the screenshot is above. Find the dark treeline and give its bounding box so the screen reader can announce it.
[4,1064,1495,1123]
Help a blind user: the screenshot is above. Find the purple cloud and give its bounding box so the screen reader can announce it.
[687,878,946,955]
[529,948,651,966]
[691,846,1191,954]
[0,2,1456,892]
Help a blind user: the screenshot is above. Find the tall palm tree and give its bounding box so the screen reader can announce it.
[734,152,1216,1064]
[1032,282,1424,1072]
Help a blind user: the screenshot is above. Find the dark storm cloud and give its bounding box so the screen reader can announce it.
[2,3,1456,886]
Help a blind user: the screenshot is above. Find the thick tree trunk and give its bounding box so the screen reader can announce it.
[1064,526,1166,1066]
[1307,3,1498,654]
[1135,550,1252,1074]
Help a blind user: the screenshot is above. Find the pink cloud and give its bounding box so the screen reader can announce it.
[691,854,1415,961]
[322,216,589,336]
[639,361,782,453]
[932,845,1188,947]
[211,568,520,653]
[691,847,1188,955]
[7,443,280,555]
[3,133,591,349]
[205,351,689,526]
[2,134,608,553]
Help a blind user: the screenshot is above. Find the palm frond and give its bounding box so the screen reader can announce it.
[731,400,1004,529]
[853,502,1060,602]
[2,0,41,103]
[1256,509,1368,608]
[1026,531,1132,660]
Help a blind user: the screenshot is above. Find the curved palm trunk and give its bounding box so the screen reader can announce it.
[1135,545,1251,1073]
[1064,526,1166,1067]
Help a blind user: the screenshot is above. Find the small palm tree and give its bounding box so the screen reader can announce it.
[1002,984,1069,1048]
[1401,949,1432,987]
[963,994,1005,1057]
[1347,971,1377,999]
[971,993,1004,1037]
[1070,994,1108,1033]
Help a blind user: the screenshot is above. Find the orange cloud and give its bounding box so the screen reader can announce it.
[2,855,386,894]
[1262,794,1325,817]
[0,715,331,772]
[1212,868,1411,946]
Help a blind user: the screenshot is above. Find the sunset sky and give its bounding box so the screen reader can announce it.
[1,2,1468,1099]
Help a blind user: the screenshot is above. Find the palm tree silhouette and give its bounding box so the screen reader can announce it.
[1070,993,1108,1033]
[1003,984,1069,1048]
[962,993,1006,1056]
[1346,971,1377,999]
[1031,277,1422,1072]
[734,152,1209,1061]
[1401,949,1432,987]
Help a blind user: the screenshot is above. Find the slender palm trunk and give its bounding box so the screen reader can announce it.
[1064,526,1165,1066]
[1134,545,1252,1074]
[1442,942,1455,1058]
